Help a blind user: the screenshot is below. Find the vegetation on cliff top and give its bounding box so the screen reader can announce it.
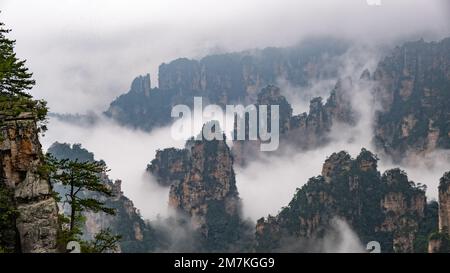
[0,19,48,128]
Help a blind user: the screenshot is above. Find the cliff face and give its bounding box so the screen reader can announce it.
[255,149,427,253]
[169,137,239,222]
[378,170,426,252]
[106,38,348,131]
[438,172,450,236]
[427,174,450,254]
[168,136,248,251]
[373,38,450,161]
[148,130,250,251]
[0,113,59,252]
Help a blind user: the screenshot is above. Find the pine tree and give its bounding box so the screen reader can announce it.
[0,18,47,128]
[80,228,121,253]
[0,20,35,97]
[46,155,121,252]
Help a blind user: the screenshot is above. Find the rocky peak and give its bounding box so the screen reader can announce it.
[232,77,358,165]
[256,85,293,134]
[373,38,450,161]
[168,136,240,229]
[306,97,326,128]
[130,74,151,94]
[231,84,297,165]
[255,148,427,253]
[146,127,249,251]
[112,179,123,198]
[257,85,286,104]
[381,168,410,187]
[355,149,378,172]
[322,151,352,183]
[147,148,189,187]
[379,169,427,252]
[325,77,355,125]
[291,77,357,141]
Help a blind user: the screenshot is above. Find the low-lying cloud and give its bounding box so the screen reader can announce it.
[275,218,366,253]
[41,116,186,220]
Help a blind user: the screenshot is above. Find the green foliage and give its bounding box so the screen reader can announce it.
[439,172,450,192]
[80,228,121,253]
[77,198,116,215]
[0,21,35,97]
[146,147,189,186]
[0,96,48,133]
[429,231,449,241]
[48,143,160,252]
[376,38,450,154]
[57,213,85,245]
[0,184,18,252]
[414,201,439,253]
[0,186,16,228]
[265,149,427,253]
[0,95,47,118]
[46,155,113,208]
[203,200,240,251]
[428,231,450,253]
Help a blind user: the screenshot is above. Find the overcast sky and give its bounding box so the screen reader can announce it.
[1,0,449,113]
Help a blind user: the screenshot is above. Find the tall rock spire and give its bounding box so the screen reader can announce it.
[0,113,60,252]
[438,172,450,235]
